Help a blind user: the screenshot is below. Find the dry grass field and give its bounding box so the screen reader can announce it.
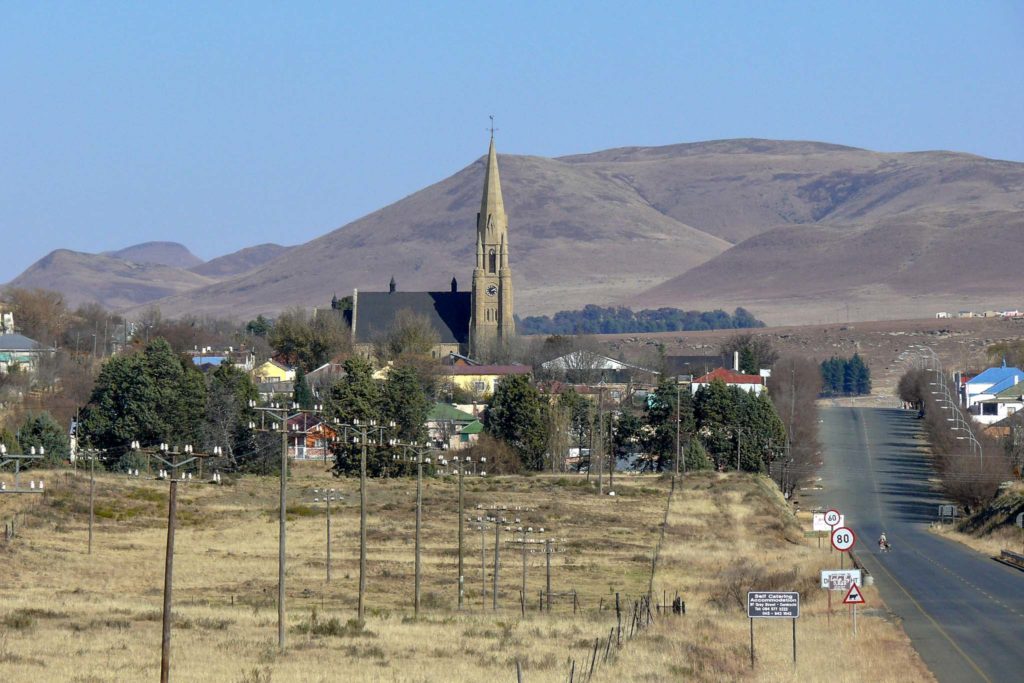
[0,464,933,682]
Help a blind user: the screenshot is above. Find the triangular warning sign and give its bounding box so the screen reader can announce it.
[843,583,865,605]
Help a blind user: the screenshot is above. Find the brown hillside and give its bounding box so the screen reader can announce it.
[190,243,292,278]
[104,241,204,269]
[8,249,216,310]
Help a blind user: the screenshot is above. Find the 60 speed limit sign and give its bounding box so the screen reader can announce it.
[831,527,856,552]
[824,509,842,528]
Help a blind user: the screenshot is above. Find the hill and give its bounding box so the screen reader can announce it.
[190,243,292,278]
[7,249,216,310]
[10,138,1024,323]
[129,139,1024,322]
[104,241,203,268]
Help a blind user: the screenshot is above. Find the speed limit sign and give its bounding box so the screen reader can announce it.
[824,509,842,528]
[831,527,856,552]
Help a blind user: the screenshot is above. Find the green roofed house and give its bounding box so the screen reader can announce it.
[427,403,480,450]
[0,332,54,375]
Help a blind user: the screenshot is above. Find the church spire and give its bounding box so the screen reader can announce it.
[478,133,506,233]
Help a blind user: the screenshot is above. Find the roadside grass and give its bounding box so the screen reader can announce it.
[0,465,932,682]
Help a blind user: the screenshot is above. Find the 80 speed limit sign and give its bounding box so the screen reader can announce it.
[831,527,856,552]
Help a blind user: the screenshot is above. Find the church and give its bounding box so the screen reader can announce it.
[344,134,515,360]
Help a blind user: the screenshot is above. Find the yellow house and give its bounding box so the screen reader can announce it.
[252,359,296,383]
[442,364,532,400]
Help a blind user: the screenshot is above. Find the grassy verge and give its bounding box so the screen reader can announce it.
[0,465,932,682]
[929,483,1024,558]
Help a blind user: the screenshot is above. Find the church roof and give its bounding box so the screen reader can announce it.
[349,291,471,345]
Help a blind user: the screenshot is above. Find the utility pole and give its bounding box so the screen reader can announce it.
[160,479,177,683]
[415,446,424,618]
[545,538,552,612]
[493,521,500,609]
[675,382,681,476]
[597,384,605,496]
[359,427,368,624]
[737,427,742,472]
[458,457,465,609]
[279,426,287,647]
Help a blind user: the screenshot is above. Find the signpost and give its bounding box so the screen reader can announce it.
[1017,512,1023,554]
[820,569,861,624]
[746,592,799,668]
[938,504,958,524]
[843,583,865,635]
[830,526,856,568]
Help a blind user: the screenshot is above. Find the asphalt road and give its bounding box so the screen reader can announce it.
[811,407,1024,683]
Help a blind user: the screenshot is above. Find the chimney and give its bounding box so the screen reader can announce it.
[733,351,740,372]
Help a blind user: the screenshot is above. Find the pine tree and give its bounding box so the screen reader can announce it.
[694,379,740,469]
[483,375,546,471]
[382,365,430,445]
[327,357,384,476]
[293,367,314,409]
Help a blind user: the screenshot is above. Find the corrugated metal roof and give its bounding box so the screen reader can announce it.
[966,365,1024,388]
[0,333,44,351]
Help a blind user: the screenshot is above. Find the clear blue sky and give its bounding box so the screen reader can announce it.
[2,1,1022,282]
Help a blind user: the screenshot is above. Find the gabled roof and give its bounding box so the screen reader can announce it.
[460,419,484,435]
[256,359,293,372]
[965,364,1024,388]
[693,367,764,385]
[428,403,477,422]
[348,291,470,345]
[990,382,1024,402]
[978,374,1024,397]
[443,364,532,376]
[0,333,46,351]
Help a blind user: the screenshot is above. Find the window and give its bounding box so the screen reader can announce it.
[982,403,998,416]
[488,249,496,273]
[473,381,487,392]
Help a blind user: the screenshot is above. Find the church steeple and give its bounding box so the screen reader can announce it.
[470,124,515,359]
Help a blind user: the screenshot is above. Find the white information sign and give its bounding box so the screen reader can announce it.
[1017,512,1024,529]
[831,527,856,552]
[820,570,862,591]
[813,513,845,532]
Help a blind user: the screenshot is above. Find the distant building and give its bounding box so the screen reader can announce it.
[253,359,295,383]
[441,364,532,399]
[0,332,53,375]
[344,134,515,359]
[690,367,766,396]
[963,362,1024,412]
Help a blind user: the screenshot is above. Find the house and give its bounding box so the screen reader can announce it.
[426,403,479,450]
[962,362,1024,413]
[541,352,658,382]
[256,381,295,403]
[0,332,53,375]
[306,362,347,397]
[663,353,729,379]
[441,364,532,399]
[690,367,766,396]
[286,413,338,461]
[536,380,629,407]
[253,359,296,383]
[972,380,1024,425]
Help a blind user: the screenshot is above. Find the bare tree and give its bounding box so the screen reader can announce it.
[769,355,822,496]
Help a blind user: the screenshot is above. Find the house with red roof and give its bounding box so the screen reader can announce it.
[691,367,766,396]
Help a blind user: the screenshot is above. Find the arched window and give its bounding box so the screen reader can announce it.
[488,249,496,273]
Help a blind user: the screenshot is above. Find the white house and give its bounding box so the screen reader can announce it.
[962,362,1019,421]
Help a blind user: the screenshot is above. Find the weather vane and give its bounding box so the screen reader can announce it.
[488,114,498,139]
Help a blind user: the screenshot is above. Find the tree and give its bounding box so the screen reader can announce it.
[770,355,822,495]
[720,334,778,374]
[1,287,69,347]
[693,379,741,468]
[328,357,384,476]
[382,365,430,445]
[79,338,207,466]
[376,309,441,361]
[483,375,546,470]
[269,307,349,372]
[204,363,258,470]
[16,412,69,467]
[293,367,314,409]
[559,389,592,455]
[643,376,695,470]
[246,315,272,338]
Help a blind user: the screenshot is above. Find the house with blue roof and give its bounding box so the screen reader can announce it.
[964,361,1024,423]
